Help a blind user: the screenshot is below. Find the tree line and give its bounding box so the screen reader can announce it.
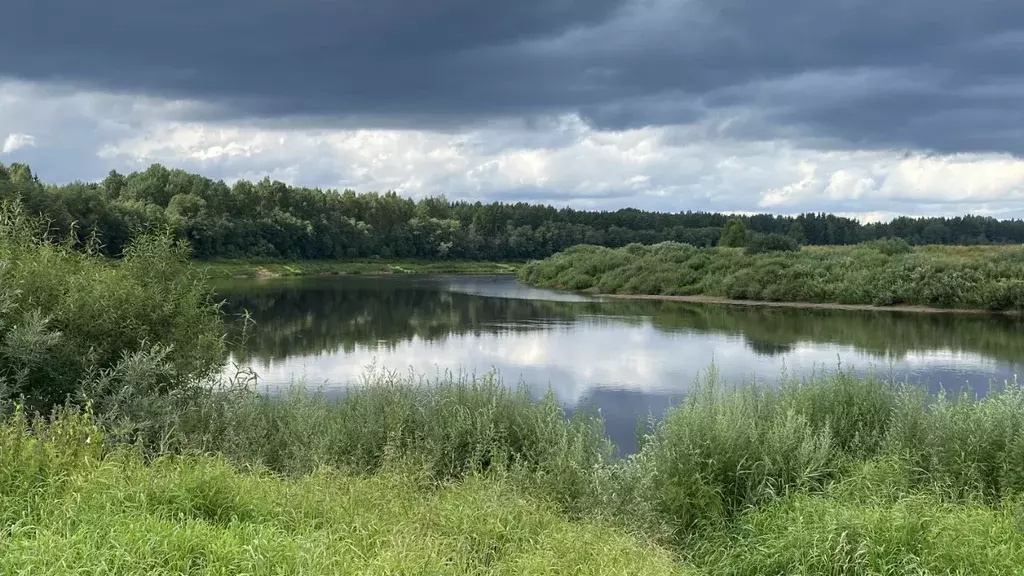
[3,161,1024,260]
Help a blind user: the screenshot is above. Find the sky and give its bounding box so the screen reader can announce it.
[1,0,1023,220]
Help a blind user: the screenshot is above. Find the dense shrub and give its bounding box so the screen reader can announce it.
[706,461,1024,575]
[0,200,225,413]
[12,367,1024,573]
[167,371,613,486]
[718,218,748,247]
[744,232,800,254]
[519,241,1024,309]
[868,237,914,256]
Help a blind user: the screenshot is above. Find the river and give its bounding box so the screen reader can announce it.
[215,274,1024,453]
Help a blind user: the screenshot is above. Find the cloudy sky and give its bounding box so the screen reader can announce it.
[1,0,1023,220]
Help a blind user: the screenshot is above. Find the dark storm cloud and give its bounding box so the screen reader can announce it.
[2,0,1023,154]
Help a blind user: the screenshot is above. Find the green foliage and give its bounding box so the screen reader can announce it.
[9,188,1024,572]
[867,236,913,256]
[0,410,685,575]
[139,370,614,521]
[520,241,1024,310]
[0,200,225,413]
[199,258,519,279]
[629,369,898,539]
[7,161,1024,264]
[707,464,1024,575]
[11,370,1024,574]
[719,218,748,247]
[745,232,800,254]
[786,221,807,244]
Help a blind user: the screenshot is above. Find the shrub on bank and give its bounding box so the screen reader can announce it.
[169,370,613,495]
[744,232,800,255]
[0,200,225,413]
[705,459,1024,575]
[518,241,1024,310]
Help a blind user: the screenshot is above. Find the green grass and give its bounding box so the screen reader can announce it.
[9,372,1024,574]
[0,411,684,574]
[96,367,1024,549]
[518,241,1024,310]
[197,258,521,279]
[699,458,1024,575]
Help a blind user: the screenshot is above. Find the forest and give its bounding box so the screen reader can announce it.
[4,161,1024,261]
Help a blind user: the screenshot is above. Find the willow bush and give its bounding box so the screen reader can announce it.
[519,241,1024,310]
[0,200,225,413]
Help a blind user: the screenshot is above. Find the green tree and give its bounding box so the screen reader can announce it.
[102,170,126,199]
[720,218,748,247]
[922,222,951,245]
[745,232,800,254]
[787,221,807,244]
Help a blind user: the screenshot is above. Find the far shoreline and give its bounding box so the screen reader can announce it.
[597,293,1022,316]
[196,259,521,280]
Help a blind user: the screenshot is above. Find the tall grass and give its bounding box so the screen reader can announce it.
[8,369,1024,573]
[518,241,1024,310]
[86,363,1024,541]
[0,408,686,575]
[699,458,1024,575]
[167,369,614,515]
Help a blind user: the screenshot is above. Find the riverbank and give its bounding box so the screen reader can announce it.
[196,258,520,279]
[600,293,1023,315]
[519,241,1024,311]
[9,371,1024,574]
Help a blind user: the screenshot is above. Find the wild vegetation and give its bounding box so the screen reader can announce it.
[6,161,1024,264]
[0,199,224,414]
[199,258,518,279]
[0,408,682,575]
[518,240,1024,310]
[6,197,1024,573]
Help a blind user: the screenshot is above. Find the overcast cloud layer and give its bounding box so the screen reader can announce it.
[1,0,1023,219]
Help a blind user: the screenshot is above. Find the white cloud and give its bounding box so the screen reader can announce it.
[758,152,1024,218]
[1,132,35,154]
[4,78,1024,221]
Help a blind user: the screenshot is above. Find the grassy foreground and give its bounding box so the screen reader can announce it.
[8,372,1024,574]
[197,258,519,279]
[0,415,680,574]
[518,241,1024,311]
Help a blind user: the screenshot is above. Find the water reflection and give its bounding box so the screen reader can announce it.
[215,274,1024,453]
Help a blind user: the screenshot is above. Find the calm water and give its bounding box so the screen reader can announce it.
[216,274,1024,452]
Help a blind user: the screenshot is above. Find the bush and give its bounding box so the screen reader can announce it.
[519,240,1024,310]
[0,200,225,413]
[744,232,800,254]
[718,218,748,247]
[161,369,615,506]
[868,237,913,256]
